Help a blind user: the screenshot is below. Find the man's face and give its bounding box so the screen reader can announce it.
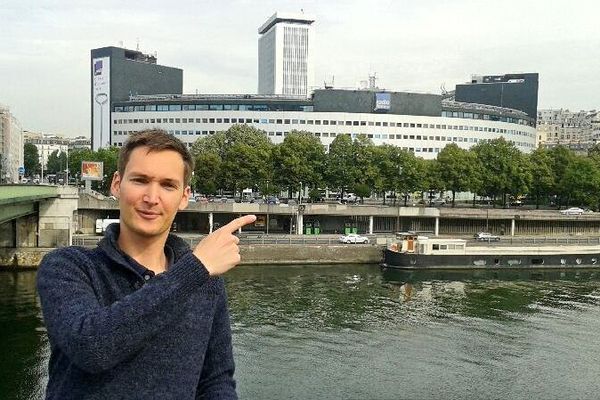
[111,146,190,239]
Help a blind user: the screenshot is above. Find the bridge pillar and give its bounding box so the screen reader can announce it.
[0,221,15,247]
[208,212,214,233]
[511,218,516,236]
[369,215,373,234]
[38,187,79,248]
[296,213,303,235]
[16,214,37,247]
[435,217,440,236]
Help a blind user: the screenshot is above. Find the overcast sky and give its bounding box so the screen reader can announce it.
[1,0,599,137]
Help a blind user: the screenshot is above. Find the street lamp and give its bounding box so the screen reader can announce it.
[299,181,303,204]
[396,166,403,233]
[266,180,270,236]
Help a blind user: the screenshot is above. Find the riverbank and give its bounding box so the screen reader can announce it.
[0,244,384,268]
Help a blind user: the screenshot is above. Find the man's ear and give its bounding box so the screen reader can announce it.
[110,171,121,198]
[179,186,192,210]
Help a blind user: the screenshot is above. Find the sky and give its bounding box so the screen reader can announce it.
[1,0,599,137]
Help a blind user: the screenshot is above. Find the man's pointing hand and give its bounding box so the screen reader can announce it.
[193,214,257,276]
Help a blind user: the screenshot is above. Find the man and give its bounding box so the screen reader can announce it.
[37,129,255,399]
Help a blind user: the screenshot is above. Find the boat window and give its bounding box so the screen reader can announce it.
[532,258,544,265]
[456,245,464,250]
[440,245,447,250]
[433,244,440,250]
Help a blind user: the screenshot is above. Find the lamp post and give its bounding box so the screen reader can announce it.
[299,181,303,204]
[266,180,270,236]
[65,146,69,186]
[396,166,403,233]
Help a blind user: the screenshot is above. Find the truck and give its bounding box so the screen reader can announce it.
[95,218,120,234]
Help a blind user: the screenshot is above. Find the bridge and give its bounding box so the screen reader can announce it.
[0,185,78,248]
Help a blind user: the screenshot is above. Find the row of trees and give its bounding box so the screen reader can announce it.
[24,143,118,192]
[22,124,600,209]
[191,124,600,210]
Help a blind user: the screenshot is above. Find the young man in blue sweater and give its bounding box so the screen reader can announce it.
[37,129,255,399]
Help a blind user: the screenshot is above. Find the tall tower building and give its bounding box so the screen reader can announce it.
[258,12,315,97]
[90,46,183,150]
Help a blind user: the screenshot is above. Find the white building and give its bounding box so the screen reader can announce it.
[110,90,537,158]
[0,105,24,183]
[23,131,69,173]
[258,12,315,97]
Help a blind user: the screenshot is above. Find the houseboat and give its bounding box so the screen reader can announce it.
[382,233,600,269]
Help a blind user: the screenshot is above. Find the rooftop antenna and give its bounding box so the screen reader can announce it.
[440,83,448,95]
[118,40,124,48]
[136,38,140,51]
[324,75,335,89]
[368,72,377,90]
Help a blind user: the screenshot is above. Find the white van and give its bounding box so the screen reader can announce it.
[95,219,120,234]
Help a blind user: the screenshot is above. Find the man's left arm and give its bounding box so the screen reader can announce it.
[196,280,237,400]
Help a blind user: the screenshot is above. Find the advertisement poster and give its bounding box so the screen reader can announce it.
[81,161,104,181]
[92,56,110,151]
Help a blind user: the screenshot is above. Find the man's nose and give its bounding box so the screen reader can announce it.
[143,184,160,204]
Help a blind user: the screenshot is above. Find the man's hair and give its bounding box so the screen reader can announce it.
[118,129,194,185]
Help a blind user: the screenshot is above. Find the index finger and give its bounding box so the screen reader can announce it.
[222,214,257,233]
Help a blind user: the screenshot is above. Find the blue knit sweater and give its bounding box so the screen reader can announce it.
[36,224,238,399]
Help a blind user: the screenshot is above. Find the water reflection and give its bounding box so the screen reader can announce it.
[5,265,600,399]
[0,271,49,400]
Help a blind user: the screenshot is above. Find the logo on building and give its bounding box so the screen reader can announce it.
[374,92,391,111]
[94,60,103,76]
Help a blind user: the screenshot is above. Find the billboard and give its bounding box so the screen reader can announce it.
[92,56,110,151]
[374,92,391,111]
[81,161,104,181]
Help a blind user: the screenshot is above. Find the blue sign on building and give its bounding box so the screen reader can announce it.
[374,92,391,111]
[18,166,25,175]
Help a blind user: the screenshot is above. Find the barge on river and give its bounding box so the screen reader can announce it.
[382,233,600,269]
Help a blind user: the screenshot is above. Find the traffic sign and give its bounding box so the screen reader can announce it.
[18,166,25,175]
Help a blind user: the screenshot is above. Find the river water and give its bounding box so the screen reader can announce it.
[3,265,600,399]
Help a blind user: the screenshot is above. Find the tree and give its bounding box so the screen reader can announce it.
[472,138,531,207]
[271,130,326,198]
[324,134,355,196]
[560,157,600,209]
[94,147,119,193]
[68,148,95,183]
[351,135,379,201]
[24,143,40,177]
[46,150,67,175]
[193,152,222,195]
[192,124,273,198]
[528,148,555,209]
[435,144,478,207]
[548,146,576,208]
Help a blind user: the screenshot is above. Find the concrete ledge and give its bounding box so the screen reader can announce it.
[0,244,384,268]
[240,244,383,265]
[0,248,53,268]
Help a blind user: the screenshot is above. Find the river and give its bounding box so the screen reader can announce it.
[2,265,600,399]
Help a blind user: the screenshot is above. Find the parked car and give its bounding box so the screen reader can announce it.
[266,196,280,205]
[338,233,370,244]
[430,198,446,206]
[339,193,358,204]
[560,207,585,216]
[474,232,501,242]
